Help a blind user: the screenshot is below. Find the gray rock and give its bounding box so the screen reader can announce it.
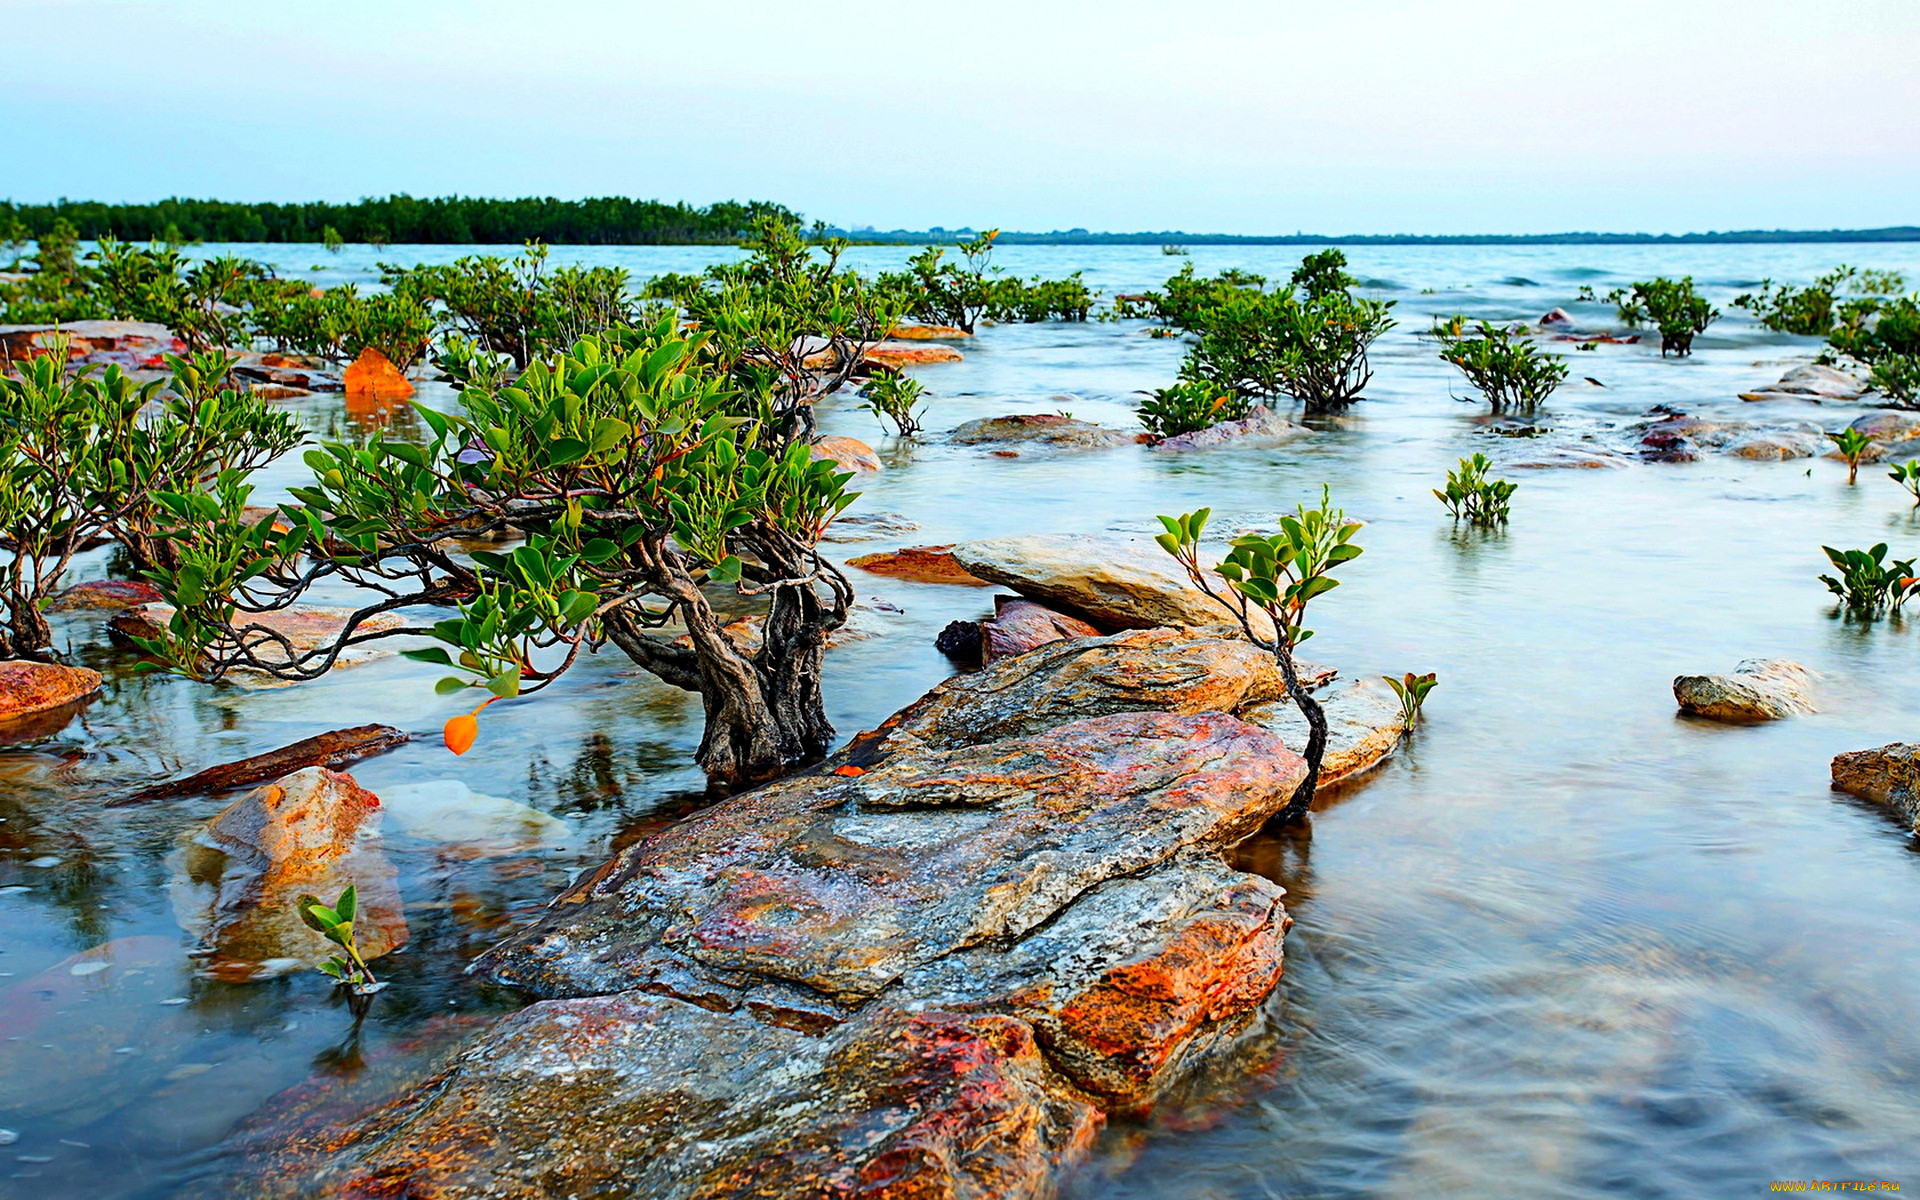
[1151,408,1310,451]
[1739,362,1869,403]
[950,533,1269,634]
[950,414,1134,450]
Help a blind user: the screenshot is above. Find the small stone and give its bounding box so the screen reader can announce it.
[0,1131,15,1146]
[24,857,60,869]
[67,962,110,977]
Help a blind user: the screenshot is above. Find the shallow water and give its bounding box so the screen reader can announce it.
[3,244,1919,1198]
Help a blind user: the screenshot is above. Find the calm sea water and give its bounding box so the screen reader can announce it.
[2,243,1918,1199]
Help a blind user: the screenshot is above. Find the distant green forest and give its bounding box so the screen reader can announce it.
[0,196,800,245]
[2,195,1914,246]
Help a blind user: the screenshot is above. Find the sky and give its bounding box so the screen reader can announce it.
[3,0,1916,236]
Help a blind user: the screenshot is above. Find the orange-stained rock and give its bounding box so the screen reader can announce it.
[343,346,414,401]
[237,999,1100,1200]
[802,340,964,371]
[981,596,1101,662]
[846,544,989,586]
[950,414,1133,450]
[44,578,166,612]
[0,660,103,723]
[173,768,407,980]
[808,434,883,473]
[888,323,972,340]
[896,857,1288,1109]
[1831,742,1920,835]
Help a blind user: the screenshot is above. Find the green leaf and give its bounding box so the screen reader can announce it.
[401,647,454,665]
[334,886,356,922]
[435,676,471,696]
[486,667,521,699]
[295,893,331,933]
[709,555,743,584]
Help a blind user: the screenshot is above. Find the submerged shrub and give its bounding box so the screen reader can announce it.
[1155,488,1364,820]
[1436,453,1516,524]
[1732,266,1905,336]
[859,371,929,437]
[1137,378,1252,440]
[1433,316,1569,412]
[1610,277,1718,357]
[1819,543,1918,616]
[1869,354,1920,408]
[382,242,641,369]
[1178,251,1396,413]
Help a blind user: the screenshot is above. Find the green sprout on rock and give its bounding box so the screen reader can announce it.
[296,886,382,992]
[1383,672,1439,732]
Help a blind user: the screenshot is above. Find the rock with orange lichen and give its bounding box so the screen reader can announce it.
[808,435,883,473]
[478,709,1303,1004]
[846,544,990,586]
[888,323,971,340]
[0,660,103,743]
[893,855,1288,1110]
[241,999,1098,1200]
[857,625,1329,758]
[44,578,167,612]
[171,768,407,980]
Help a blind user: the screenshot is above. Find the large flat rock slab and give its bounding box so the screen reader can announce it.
[1674,659,1816,722]
[950,533,1271,634]
[478,710,1304,1004]
[243,997,1099,1200]
[855,625,1326,758]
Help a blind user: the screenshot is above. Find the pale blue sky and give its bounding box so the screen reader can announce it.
[3,0,1915,234]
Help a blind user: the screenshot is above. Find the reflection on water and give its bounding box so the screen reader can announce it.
[4,243,1920,1198]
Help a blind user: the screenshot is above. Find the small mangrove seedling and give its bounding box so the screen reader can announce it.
[1432,317,1569,412]
[1383,671,1439,731]
[1890,459,1920,506]
[1827,427,1875,484]
[295,886,383,992]
[858,372,929,437]
[1436,453,1517,525]
[1819,543,1919,616]
[1156,487,1364,821]
[1138,378,1252,440]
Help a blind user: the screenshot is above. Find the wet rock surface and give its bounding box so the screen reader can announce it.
[0,660,103,725]
[45,578,168,612]
[173,768,407,981]
[1830,743,1920,833]
[1673,659,1817,722]
[950,413,1136,450]
[809,434,883,473]
[1241,677,1409,790]
[244,626,1325,1197]
[846,543,990,585]
[1151,408,1311,451]
[981,596,1102,662]
[1739,363,1868,403]
[950,533,1268,634]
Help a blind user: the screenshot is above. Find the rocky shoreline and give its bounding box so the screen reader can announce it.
[232,625,1403,1198]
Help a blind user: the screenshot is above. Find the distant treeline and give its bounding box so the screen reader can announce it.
[825,226,1920,246]
[0,196,800,245]
[4,196,1915,246]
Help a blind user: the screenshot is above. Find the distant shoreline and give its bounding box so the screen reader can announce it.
[4,196,1914,247]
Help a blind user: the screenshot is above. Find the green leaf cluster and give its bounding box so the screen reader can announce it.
[1608,277,1718,357]
[295,886,378,988]
[1383,671,1438,731]
[858,372,929,437]
[1155,486,1363,648]
[1432,316,1569,412]
[1818,544,1918,616]
[1137,378,1252,440]
[1435,453,1516,525]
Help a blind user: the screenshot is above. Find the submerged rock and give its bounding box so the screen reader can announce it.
[864,341,963,369]
[949,533,1268,634]
[44,579,166,612]
[1151,408,1311,451]
[1739,362,1868,403]
[889,323,971,339]
[1240,677,1408,790]
[980,596,1102,663]
[1848,410,1920,445]
[376,780,573,857]
[173,768,407,981]
[0,660,102,725]
[846,544,990,585]
[1673,659,1816,722]
[808,435,883,473]
[1831,743,1920,833]
[1725,427,1826,460]
[950,414,1135,450]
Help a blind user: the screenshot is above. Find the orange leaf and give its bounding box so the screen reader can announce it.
[832,764,865,776]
